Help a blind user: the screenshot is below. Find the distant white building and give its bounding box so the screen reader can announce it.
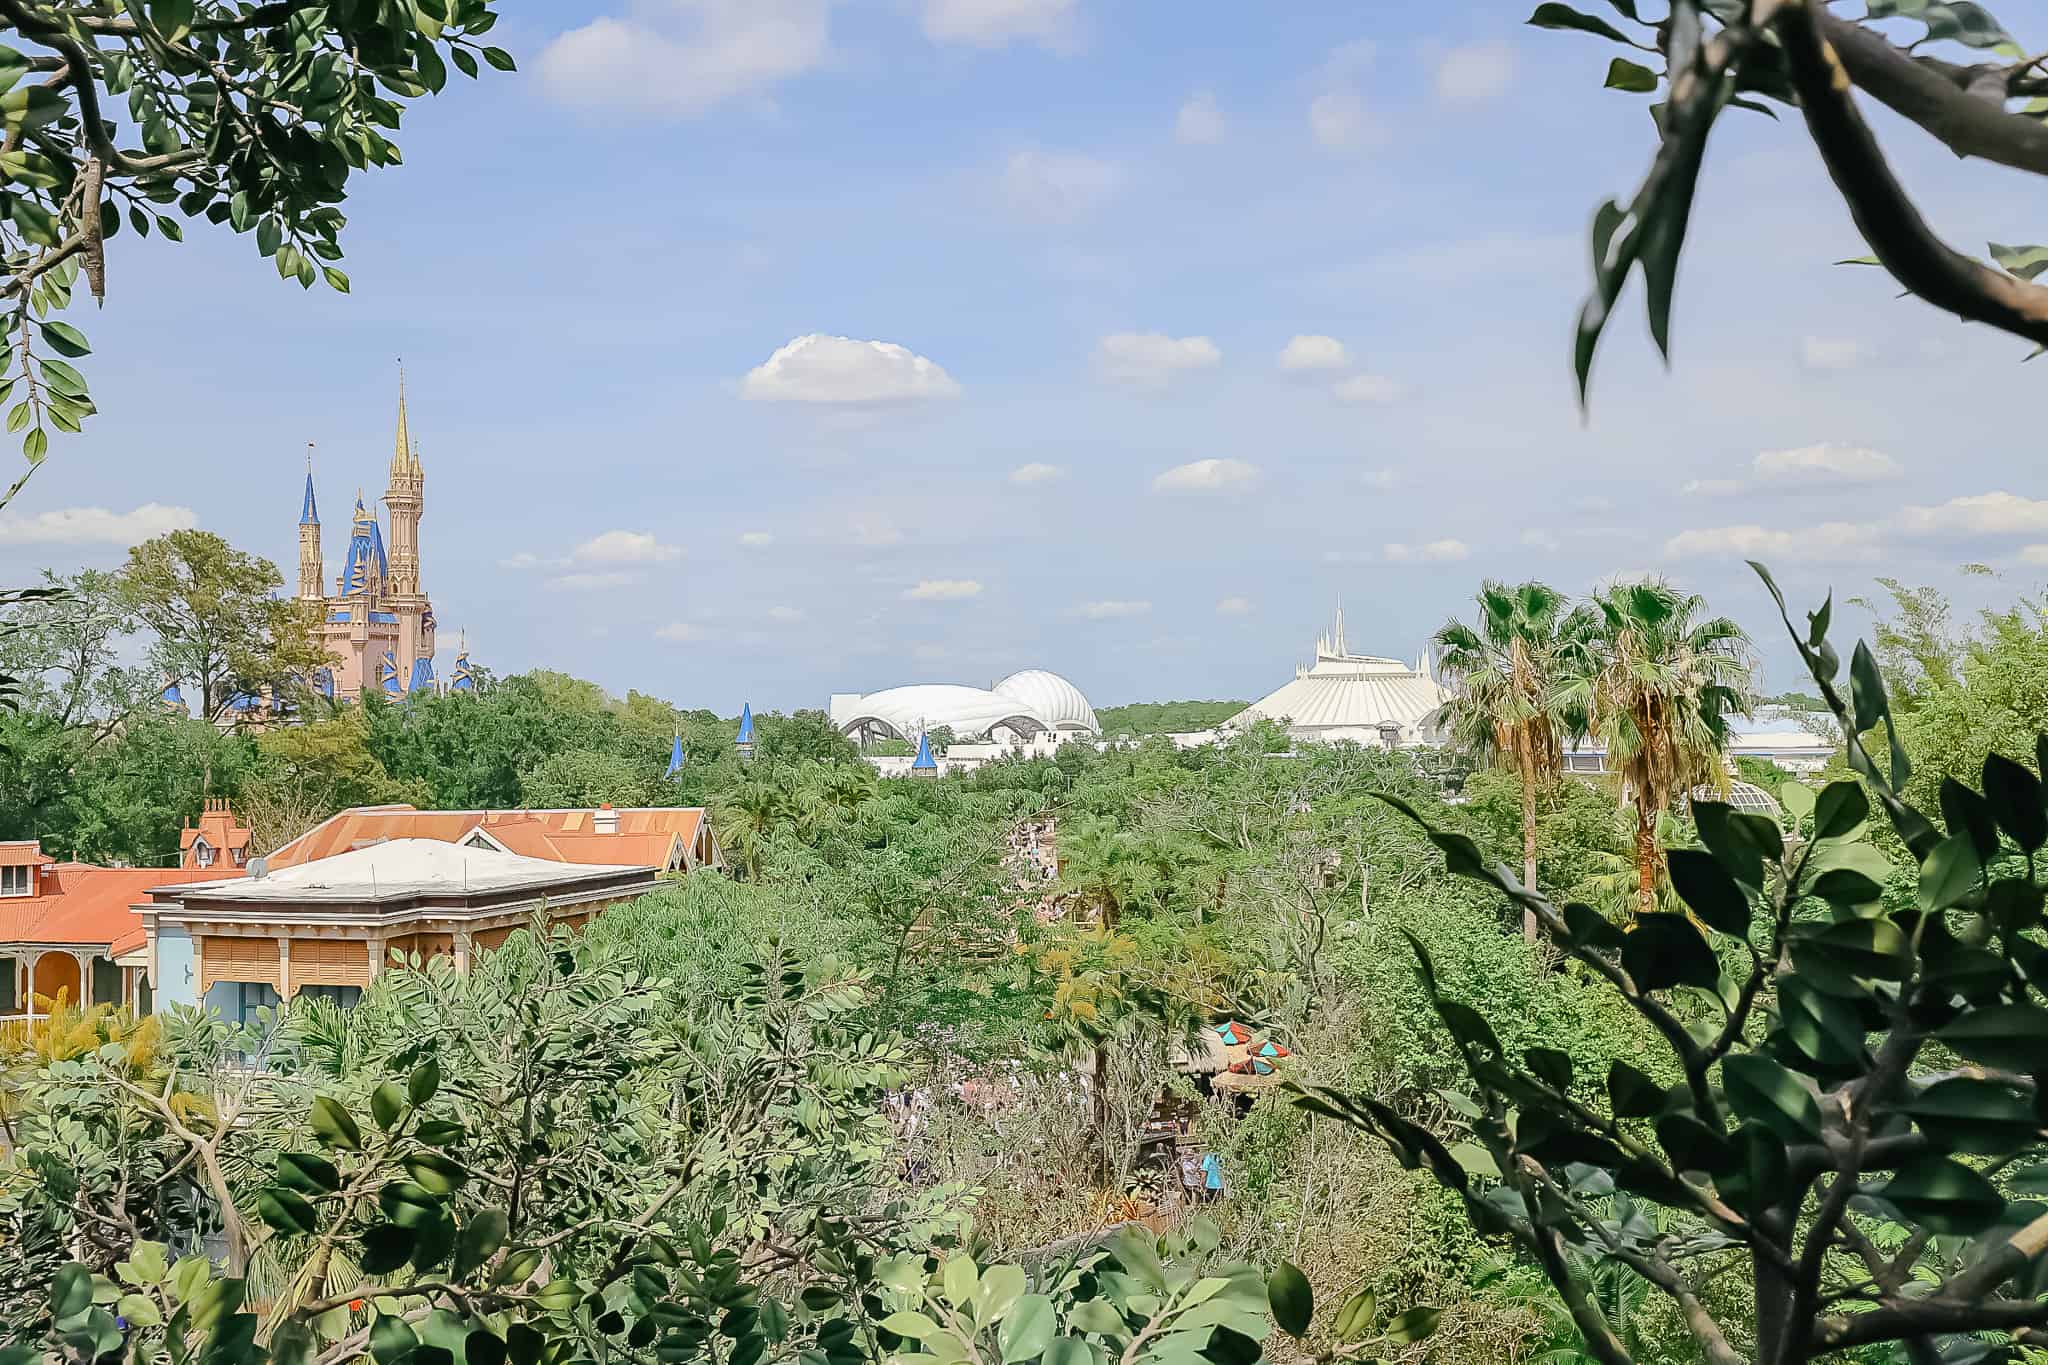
[1226,611,1449,749]
[830,668,1100,747]
[1564,712,1837,777]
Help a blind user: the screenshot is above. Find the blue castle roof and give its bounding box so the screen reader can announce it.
[380,650,401,696]
[343,496,387,594]
[450,648,475,693]
[912,731,937,770]
[300,471,319,526]
[160,678,184,708]
[736,703,755,745]
[408,654,435,694]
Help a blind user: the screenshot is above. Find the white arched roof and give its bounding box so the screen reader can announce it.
[991,669,1100,734]
[837,684,1055,742]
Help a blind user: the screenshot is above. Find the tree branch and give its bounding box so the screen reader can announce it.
[1775,0,2048,347]
[1821,10,2048,176]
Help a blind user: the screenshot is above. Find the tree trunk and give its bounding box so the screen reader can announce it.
[1634,796,1658,920]
[1518,742,1540,942]
[1092,1039,1113,1189]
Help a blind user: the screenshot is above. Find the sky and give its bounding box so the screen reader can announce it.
[2,0,2046,713]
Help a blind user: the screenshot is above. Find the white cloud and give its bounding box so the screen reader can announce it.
[0,502,196,546]
[739,530,774,548]
[740,334,961,404]
[2022,545,2048,565]
[1755,442,1902,487]
[1152,457,1258,493]
[904,578,984,601]
[1077,599,1151,619]
[1898,491,2048,537]
[1521,529,1560,552]
[1361,467,1400,490]
[1681,478,1748,497]
[1662,522,1882,562]
[766,604,805,623]
[1332,373,1404,404]
[573,529,681,564]
[538,0,831,118]
[1010,462,1066,485]
[1435,41,1514,102]
[499,551,547,570]
[1216,595,1252,616]
[1001,148,1120,223]
[923,0,1074,47]
[1310,91,1379,150]
[1176,91,1224,144]
[1384,539,1469,563]
[1801,336,1871,371]
[1095,332,1221,387]
[1278,334,1349,371]
[548,570,640,591]
[655,622,710,642]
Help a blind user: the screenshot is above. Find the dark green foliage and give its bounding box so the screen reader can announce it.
[1294,563,2048,1364]
[1090,700,1247,737]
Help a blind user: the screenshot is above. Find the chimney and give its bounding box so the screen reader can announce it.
[594,804,619,835]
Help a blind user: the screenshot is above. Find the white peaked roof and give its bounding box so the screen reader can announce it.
[172,838,650,902]
[1227,610,1449,745]
[991,669,1100,733]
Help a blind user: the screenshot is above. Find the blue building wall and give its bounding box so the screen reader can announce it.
[155,926,197,1008]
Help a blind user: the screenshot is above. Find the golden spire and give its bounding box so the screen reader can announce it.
[391,360,411,479]
[410,435,423,479]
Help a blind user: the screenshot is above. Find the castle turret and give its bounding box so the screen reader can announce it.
[385,371,424,599]
[297,448,323,600]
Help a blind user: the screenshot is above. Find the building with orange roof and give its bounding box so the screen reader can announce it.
[0,837,247,1021]
[262,804,720,876]
[179,798,254,872]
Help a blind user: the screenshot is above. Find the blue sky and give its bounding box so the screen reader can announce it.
[2,0,2046,711]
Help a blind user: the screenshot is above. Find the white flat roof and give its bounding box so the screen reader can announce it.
[169,838,651,903]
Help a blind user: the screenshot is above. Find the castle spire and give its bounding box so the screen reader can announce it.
[300,444,319,525]
[391,361,411,479]
[297,443,324,599]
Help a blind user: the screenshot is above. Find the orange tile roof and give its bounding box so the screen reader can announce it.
[0,864,246,948]
[179,805,252,856]
[265,806,706,871]
[0,841,53,868]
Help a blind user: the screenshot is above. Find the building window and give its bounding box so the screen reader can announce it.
[233,981,279,1025]
[232,848,247,866]
[0,865,30,896]
[192,840,213,868]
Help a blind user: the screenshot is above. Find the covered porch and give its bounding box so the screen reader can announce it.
[0,943,149,1022]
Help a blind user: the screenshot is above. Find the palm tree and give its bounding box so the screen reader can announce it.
[1435,580,1571,941]
[716,776,791,880]
[1557,579,1757,920]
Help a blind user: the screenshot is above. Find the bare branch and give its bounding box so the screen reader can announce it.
[1775,0,2048,347]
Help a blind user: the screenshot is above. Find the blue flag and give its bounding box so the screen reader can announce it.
[666,733,684,778]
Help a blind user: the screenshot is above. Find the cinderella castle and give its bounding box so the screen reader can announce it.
[294,377,475,702]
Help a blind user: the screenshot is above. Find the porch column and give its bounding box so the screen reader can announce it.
[452,931,472,974]
[71,949,91,1009]
[277,936,292,1000]
[366,938,384,981]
